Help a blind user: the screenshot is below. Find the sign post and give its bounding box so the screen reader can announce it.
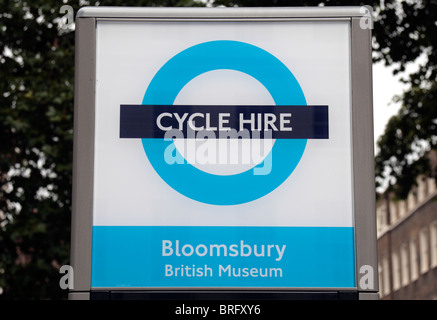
[70,7,378,300]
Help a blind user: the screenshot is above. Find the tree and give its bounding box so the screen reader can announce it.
[373,0,437,198]
[0,0,203,300]
[216,0,437,197]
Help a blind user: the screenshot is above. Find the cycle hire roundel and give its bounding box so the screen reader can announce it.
[120,40,328,205]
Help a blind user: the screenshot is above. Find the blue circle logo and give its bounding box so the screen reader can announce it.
[141,40,307,205]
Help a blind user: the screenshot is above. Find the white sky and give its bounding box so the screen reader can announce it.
[372,60,409,154]
[372,50,427,155]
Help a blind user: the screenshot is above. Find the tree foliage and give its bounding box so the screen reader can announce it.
[219,0,437,198]
[0,0,78,299]
[0,0,203,300]
[0,0,435,299]
[373,0,437,198]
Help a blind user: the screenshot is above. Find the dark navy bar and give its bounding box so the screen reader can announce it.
[120,105,329,139]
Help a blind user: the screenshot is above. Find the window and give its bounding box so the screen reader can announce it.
[401,243,409,287]
[417,176,427,202]
[392,250,401,291]
[428,177,436,194]
[419,228,429,274]
[407,190,417,211]
[378,263,384,297]
[398,200,407,218]
[410,239,419,282]
[430,221,437,269]
[389,201,398,223]
[382,256,390,296]
[377,206,387,233]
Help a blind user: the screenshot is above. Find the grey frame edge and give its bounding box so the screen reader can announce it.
[70,16,96,295]
[76,6,367,19]
[350,18,379,298]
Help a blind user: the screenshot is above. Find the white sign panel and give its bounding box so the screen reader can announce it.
[90,19,355,288]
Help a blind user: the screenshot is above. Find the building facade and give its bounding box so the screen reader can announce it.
[377,175,437,299]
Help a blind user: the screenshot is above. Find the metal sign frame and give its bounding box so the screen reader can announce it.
[69,6,378,300]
